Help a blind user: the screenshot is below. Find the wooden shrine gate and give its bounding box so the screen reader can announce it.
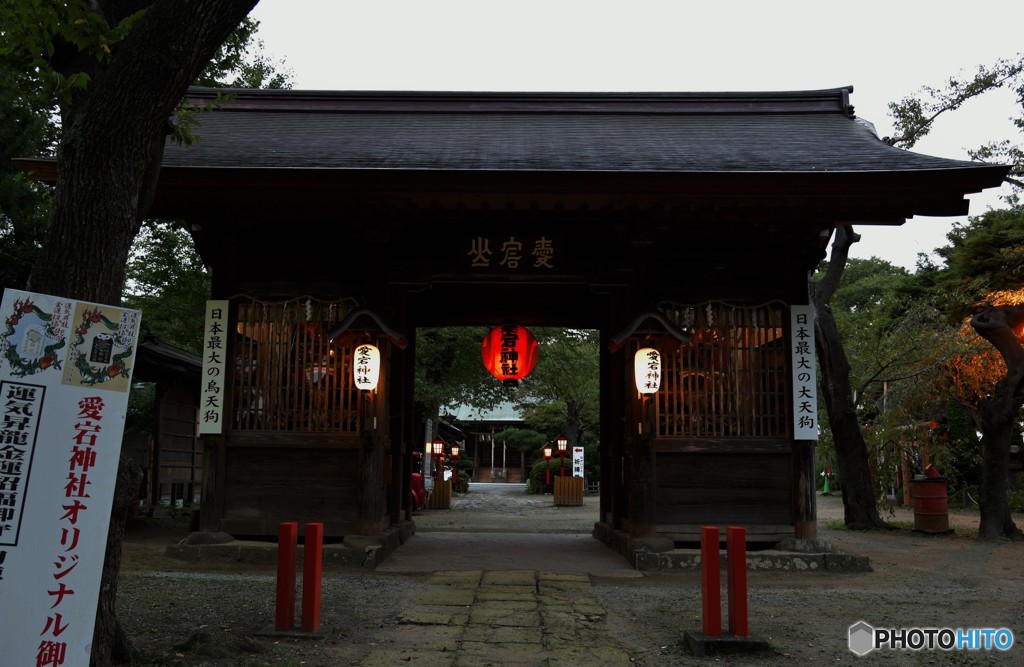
[20,86,1007,562]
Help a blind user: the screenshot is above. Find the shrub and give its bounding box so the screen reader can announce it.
[1009,490,1024,513]
[454,470,471,494]
[527,458,580,494]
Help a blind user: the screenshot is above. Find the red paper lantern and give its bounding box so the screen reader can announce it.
[481,324,539,387]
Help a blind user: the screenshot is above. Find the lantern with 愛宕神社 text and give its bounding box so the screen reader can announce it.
[481,324,539,387]
[353,343,380,391]
[634,347,661,394]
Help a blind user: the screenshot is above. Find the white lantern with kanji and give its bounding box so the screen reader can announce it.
[634,347,662,394]
[354,343,381,391]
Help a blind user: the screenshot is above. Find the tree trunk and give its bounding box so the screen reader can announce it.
[21,3,260,664]
[91,455,144,667]
[810,226,887,529]
[970,306,1024,540]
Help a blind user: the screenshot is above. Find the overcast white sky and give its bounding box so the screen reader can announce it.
[248,0,1023,270]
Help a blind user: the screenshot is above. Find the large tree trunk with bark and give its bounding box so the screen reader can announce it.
[810,226,887,529]
[22,2,259,664]
[91,455,144,666]
[970,306,1024,540]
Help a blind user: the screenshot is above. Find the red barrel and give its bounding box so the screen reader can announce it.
[912,478,949,533]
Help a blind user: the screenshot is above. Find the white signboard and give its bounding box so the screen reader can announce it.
[199,300,228,434]
[572,446,585,478]
[790,305,819,440]
[0,289,140,666]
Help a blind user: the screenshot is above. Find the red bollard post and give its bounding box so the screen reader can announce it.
[700,526,722,637]
[276,522,298,631]
[726,526,749,637]
[301,522,324,632]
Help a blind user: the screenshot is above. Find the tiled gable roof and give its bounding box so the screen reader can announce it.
[165,87,992,176]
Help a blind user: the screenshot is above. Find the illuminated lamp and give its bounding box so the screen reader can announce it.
[450,444,460,460]
[556,436,568,454]
[634,347,662,394]
[353,343,381,391]
[431,439,445,486]
[481,324,539,387]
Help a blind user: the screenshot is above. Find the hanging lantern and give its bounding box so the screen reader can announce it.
[634,347,662,394]
[481,324,539,387]
[353,343,381,391]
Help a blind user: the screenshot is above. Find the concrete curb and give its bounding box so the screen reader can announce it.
[593,522,871,573]
[167,520,417,569]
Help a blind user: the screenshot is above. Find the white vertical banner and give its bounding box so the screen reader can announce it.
[199,300,229,434]
[572,446,585,478]
[790,305,819,440]
[0,289,140,666]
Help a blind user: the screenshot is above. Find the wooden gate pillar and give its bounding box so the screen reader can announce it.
[356,403,388,535]
[626,394,657,538]
[356,344,388,535]
[793,440,817,539]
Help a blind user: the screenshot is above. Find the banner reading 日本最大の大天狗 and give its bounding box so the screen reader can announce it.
[0,289,140,666]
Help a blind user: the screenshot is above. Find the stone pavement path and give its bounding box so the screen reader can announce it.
[361,570,632,666]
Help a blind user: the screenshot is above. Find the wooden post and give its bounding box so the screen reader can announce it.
[301,523,323,632]
[627,394,657,538]
[275,522,298,631]
[700,526,722,637]
[726,526,748,637]
[793,441,817,539]
[357,385,388,534]
[200,435,225,532]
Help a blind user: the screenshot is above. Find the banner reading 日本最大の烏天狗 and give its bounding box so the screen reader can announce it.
[0,289,140,666]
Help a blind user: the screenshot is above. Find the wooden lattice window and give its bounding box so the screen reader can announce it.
[232,298,361,432]
[656,302,789,438]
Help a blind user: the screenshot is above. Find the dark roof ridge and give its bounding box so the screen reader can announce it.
[185,86,855,116]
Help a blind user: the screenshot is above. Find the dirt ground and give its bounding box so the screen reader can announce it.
[116,489,1024,666]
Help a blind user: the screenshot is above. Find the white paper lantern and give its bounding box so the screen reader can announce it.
[353,343,381,391]
[634,347,661,394]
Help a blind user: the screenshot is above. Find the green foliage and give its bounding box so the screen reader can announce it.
[0,62,54,288]
[518,328,600,447]
[414,326,512,418]
[494,426,547,453]
[422,327,601,488]
[125,382,155,435]
[122,220,210,354]
[933,205,1024,313]
[887,55,1023,149]
[0,0,146,103]
[194,17,292,89]
[454,470,470,494]
[526,457,556,495]
[887,54,1024,193]
[930,403,984,492]
[814,257,945,420]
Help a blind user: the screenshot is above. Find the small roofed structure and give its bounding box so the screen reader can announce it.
[129,336,202,512]
[448,402,530,482]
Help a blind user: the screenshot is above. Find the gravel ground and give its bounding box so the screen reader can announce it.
[116,487,1024,666]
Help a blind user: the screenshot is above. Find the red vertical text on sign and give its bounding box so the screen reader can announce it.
[37,395,105,666]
